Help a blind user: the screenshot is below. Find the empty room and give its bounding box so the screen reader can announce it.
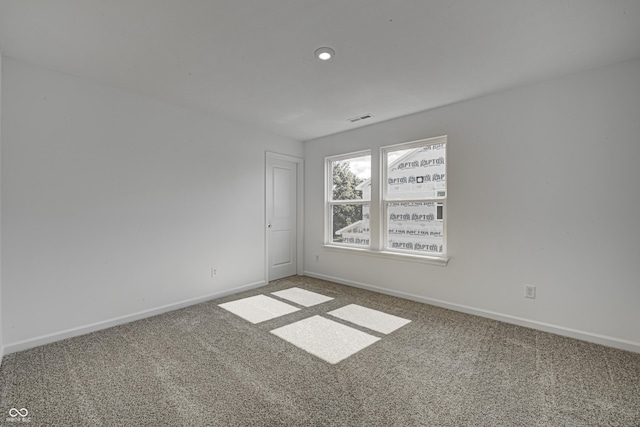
[1,1,640,425]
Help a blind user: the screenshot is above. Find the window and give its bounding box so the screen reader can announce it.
[325,151,371,247]
[325,136,447,263]
[383,138,446,256]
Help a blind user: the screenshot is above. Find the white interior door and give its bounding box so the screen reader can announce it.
[266,156,298,281]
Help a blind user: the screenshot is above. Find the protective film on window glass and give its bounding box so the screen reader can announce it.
[385,143,446,200]
[331,155,371,201]
[386,202,444,254]
[332,204,371,246]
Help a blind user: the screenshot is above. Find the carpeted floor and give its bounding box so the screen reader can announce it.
[1,275,639,426]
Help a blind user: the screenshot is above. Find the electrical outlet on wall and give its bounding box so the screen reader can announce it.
[211,267,218,278]
[524,284,536,299]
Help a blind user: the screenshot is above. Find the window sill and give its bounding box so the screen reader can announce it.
[323,244,449,266]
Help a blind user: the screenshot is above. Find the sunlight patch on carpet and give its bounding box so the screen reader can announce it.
[271,287,333,307]
[327,304,411,334]
[219,295,300,324]
[270,315,380,364]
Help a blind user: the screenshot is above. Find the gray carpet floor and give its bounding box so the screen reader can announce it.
[1,275,639,426]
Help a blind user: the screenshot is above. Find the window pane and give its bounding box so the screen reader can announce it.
[332,204,370,246]
[332,155,371,201]
[386,143,446,200]
[387,202,443,254]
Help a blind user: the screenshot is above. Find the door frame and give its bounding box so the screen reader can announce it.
[265,151,304,283]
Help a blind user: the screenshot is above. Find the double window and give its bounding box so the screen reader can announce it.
[325,136,447,263]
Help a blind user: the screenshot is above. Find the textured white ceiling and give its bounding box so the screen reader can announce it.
[1,0,640,141]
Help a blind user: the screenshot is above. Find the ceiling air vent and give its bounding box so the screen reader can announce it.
[347,113,374,123]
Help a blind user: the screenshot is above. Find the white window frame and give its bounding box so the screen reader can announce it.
[324,136,449,266]
[324,150,372,248]
[382,136,447,259]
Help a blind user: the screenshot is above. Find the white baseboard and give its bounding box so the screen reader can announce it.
[304,271,640,354]
[4,280,266,355]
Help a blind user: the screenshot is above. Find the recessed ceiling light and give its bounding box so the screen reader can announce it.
[314,47,335,61]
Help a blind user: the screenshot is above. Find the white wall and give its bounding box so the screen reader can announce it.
[304,58,640,352]
[0,52,4,363]
[1,58,303,352]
